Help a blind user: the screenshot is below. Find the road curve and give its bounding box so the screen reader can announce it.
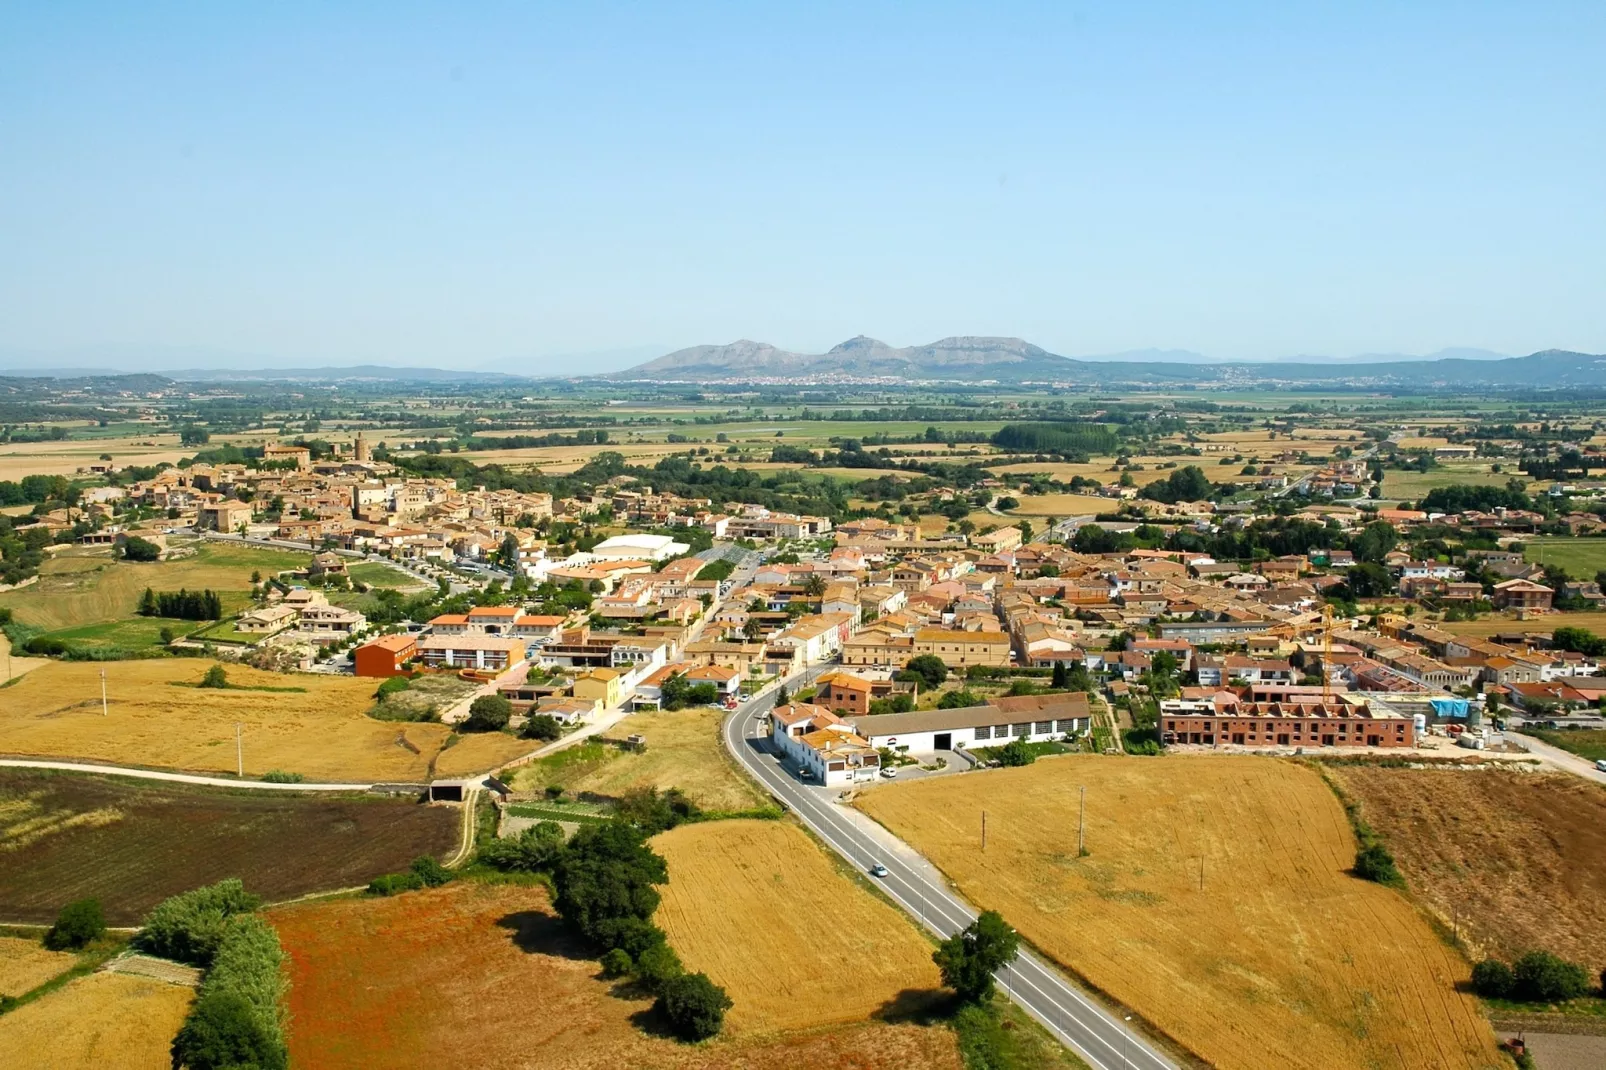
[721,667,1177,1070]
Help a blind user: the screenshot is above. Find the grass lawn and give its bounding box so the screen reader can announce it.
[348,561,429,589]
[1521,728,1606,763]
[1523,536,1606,580]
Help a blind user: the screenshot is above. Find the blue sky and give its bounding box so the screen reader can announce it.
[2,2,1603,372]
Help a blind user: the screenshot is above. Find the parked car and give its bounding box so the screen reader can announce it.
[1596,759,1606,773]
[879,767,898,779]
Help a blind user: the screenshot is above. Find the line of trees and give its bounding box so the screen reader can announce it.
[137,587,223,620]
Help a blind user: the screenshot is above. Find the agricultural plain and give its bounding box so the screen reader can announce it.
[0,971,193,1069]
[652,820,943,1033]
[0,936,75,996]
[0,768,460,924]
[510,707,766,811]
[1329,765,1606,974]
[0,659,528,781]
[857,755,1503,1070]
[271,881,961,1070]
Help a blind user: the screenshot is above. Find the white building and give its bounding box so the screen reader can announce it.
[851,693,1091,754]
[590,533,690,562]
[771,702,881,786]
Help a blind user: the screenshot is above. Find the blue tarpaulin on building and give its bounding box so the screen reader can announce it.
[1431,697,1471,719]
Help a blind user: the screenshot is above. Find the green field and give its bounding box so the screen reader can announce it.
[1522,728,1606,763]
[1380,463,1526,503]
[348,561,428,589]
[1523,537,1606,580]
[0,540,309,632]
[35,616,212,653]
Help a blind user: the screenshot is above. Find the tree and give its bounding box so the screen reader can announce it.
[170,989,287,1070]
[553,821,668,947]
[44,898,105,951]
[522,714,562,741]
[774,684,789,706]
[656,972,733,1041]
[1470,958,1513,999]
[122,536,161,562]
[1051,662,1069,689]
[199,665,230,689]
[478,821,565,873]
[635,941,684,990]
[1511,950,1591,1002]
[138,587,159,616]
[462,694,512,732]
[933,911,1020,1003]
[600,948,634,978]
[409,856,453,887]
[938,688,983,709]
[900,654,949,690]
[802,573,828,597]
[1344,562,1394,599]
[1141,465,1213,504]
[1352,521,1398,564]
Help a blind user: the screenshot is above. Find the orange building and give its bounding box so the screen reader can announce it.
[353,633,417,678]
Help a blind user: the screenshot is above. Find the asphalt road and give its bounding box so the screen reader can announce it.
[721,667,1177,1070]
[1506,729,1606,785]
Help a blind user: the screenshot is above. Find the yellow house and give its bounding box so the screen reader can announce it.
[571,667,623,709]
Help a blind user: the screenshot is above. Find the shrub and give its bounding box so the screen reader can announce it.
[600,948,633,978]
[44,898,105,951]
[170,989,287,1070]
[592,916,666,959]
[656,972,732,1041]
[261,770,303,784]
[367,872,425,896]
[996,739,1036,767]
[1512,950,1591,1002]
[375,676,411,699]
[1471,958,1513,999]
[1352,841,1402,886]
[477,821,565,874]
[409,856,454,887]
[634,941,684,991]
[199,665,229,689]
[121,536,162,562]
[522,714,562,741]
[135,879,261,967]
[461,694,512,732]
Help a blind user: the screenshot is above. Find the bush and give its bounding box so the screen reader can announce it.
[261,770,303,784]
[634,941,684,991]
[592,916,667,959]
[199,665,229,689]
[600,948,634,978]
[461,694,512,732]
[375,676,411,699]
[170,989,287,1070]
[1512,950,1591,1002]
[1471,958,1514,999]
[522,713,562,741]
[996,739,1036,767]
[1352,841,1402,886]
[135,879,262,967]
[121,536,162,562]
[367,872,425,896]
[899,654,948,690]
[43,898,105,951]
[409,856,454,887]
[655,971,732,1041]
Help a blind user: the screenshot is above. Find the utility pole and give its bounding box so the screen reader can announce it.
[981,810,987,852]
[100,668,108,716]
[235,722,243,777]
[1200,854,1205,892]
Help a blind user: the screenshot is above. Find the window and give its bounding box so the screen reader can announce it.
[974,726,992,740]
[1013,723,1030,737]
[1034,721,1052,734]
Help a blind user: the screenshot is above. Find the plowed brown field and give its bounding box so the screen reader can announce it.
[856,755,1504,1070]
[271,881,961,1070]
[1330,764,1606,973]
[652,820,943,1033]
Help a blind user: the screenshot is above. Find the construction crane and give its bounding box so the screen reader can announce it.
[1321,602,1334,705]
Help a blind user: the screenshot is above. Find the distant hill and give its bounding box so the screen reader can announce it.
[610,336,1606,387]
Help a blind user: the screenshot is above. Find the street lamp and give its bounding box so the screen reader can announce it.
[1123,1015,1133,1069]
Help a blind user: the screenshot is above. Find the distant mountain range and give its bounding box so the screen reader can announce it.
[610,336,1604,387]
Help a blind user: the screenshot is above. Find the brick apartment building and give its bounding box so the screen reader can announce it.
[1159,698,1413,749]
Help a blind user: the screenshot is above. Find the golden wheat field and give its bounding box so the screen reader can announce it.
[0,435,188,480]
[652,820,943,1034]
[272,881,961,1070]
[0,659,528,781]
[0,936,75,997]
[856,755,1503,1070]
[0,971,193,1069]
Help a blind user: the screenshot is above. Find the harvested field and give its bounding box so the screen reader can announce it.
[1440,611,1606,639]
[857,755,1503,1070]
[0,936,75,996]
[0,540,307,631]
[1004,493,1110,516]
[0,768,459,924]
[0,434,187,480]
[652,820,942,1033]
[1328,765,1606,974]
[0,659,528,781]
[509,707,765,810]
[272,881,960,1070]
[0,971,193,1069]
